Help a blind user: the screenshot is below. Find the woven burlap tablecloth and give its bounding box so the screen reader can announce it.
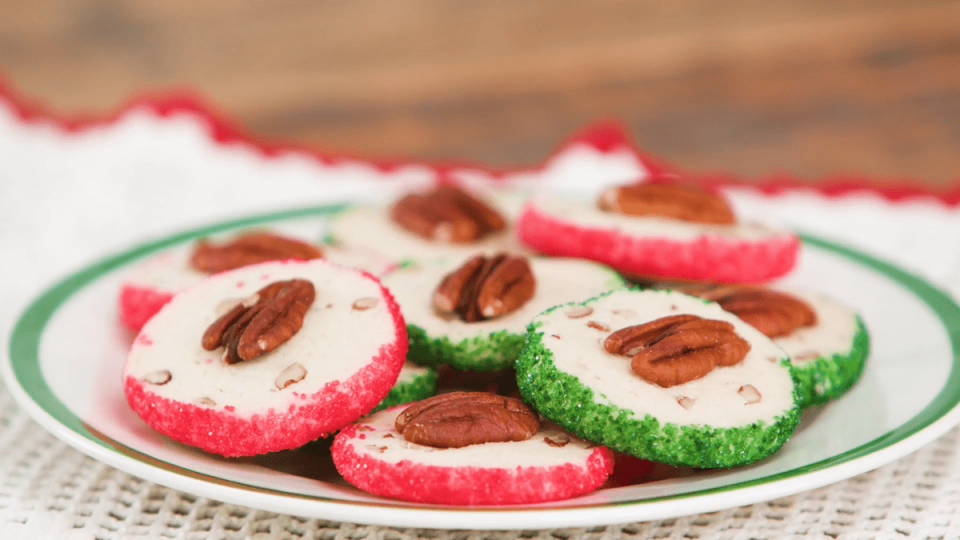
[3,100,960,540]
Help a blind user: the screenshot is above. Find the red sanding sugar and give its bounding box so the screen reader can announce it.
[118,284,175,332]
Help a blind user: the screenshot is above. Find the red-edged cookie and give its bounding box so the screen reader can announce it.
[118,230,393,332]
[516,182,799,283]
[123,259,407,457]
[332,396,614,506]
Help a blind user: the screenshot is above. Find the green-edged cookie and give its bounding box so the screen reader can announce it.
[383,256,626,371]
[769,289,870,408]
[371,361,439,413]
[516,289,801,469]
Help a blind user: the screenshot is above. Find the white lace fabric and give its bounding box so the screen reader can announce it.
[3,101,960,539]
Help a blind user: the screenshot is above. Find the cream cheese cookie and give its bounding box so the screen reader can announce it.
[382,254,625,371]
[516,288,801,468]
[332,395,614,505]
[516,181,800,283]
[123,259,407,456]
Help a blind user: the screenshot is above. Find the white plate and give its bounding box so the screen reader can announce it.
[5,205,960,530]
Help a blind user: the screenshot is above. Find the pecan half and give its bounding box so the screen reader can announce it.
[390,184,506,243]
[694,286,817,338]
[604,315,750,387]
[201,279,316,364]
[432,253,535,322]
[598,182,735,224]
[395,392,540,448]
[190,232,323,274]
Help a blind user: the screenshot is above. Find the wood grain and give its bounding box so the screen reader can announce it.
[2,0,959,184]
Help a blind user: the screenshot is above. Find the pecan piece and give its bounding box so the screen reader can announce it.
[190,232,323,274]
[395,392,540,448]
[202,279,316,364]
[598,182,735,224]
[604,315,750,387]
[432,253,535,322]
[694,285,817,338]
[390,184,505,243]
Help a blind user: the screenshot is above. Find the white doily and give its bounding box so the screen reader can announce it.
[3,101,960,540]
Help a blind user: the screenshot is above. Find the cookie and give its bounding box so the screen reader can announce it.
[371,361,439,413]
[516,288,801,468]
[775,291,868,408]
[678,284,870,408]
[118,230,393,331]
[382,254,625,371]
[332,394,614,505]
[327,183,528,262]
[123,259,407,456]
[516,181,800,283]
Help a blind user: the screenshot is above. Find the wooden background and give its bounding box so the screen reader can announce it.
[2,0,959,185]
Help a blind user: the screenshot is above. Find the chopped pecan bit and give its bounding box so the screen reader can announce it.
[694,286,817,338]
[738,384,762,404]
[792,350,820,362]
[543,434,570,447]
[676,396,695,410]
[587,321,610,332]
[275,363,307,390]
[352,297,379,311]
[432,254,535,322]
[390,184,505,243]
[202,279,316,364]
[143,370,171,385]
[196,397,216,406]
[190,232,323,273]
[605,315,751,387]
[395,392,540,448]
[598,182,735,224]
[565,305,593,319]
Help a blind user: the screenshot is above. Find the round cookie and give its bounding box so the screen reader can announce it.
[123,259,407,457]
[332,404,614,505]
[516,289,801,469]
[118,231,394,332]
[382,256,625,371]
[672,283,870,409]
[769,288,869,408]
[327,184,529,263]
[515,191,800,283]
[371,361,439,413]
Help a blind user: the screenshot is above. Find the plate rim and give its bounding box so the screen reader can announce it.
[5,204,960,529]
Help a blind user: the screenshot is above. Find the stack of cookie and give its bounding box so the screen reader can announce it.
[119,175,869,506]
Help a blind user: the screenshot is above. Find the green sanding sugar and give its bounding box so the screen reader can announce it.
[407,324,527,372]
[791,315,869,408]
[371,366,439,413]
[515,294,802,469]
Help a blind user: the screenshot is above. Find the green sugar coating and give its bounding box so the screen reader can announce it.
[406,325,527,372]
[515,293,802,469]
[371,366,439,413]
[792,315,870,408]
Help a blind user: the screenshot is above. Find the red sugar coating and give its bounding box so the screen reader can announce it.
[118,283,175,332]
[331,422,614,506]
[516,202,799,283]
[123,275,408,457]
